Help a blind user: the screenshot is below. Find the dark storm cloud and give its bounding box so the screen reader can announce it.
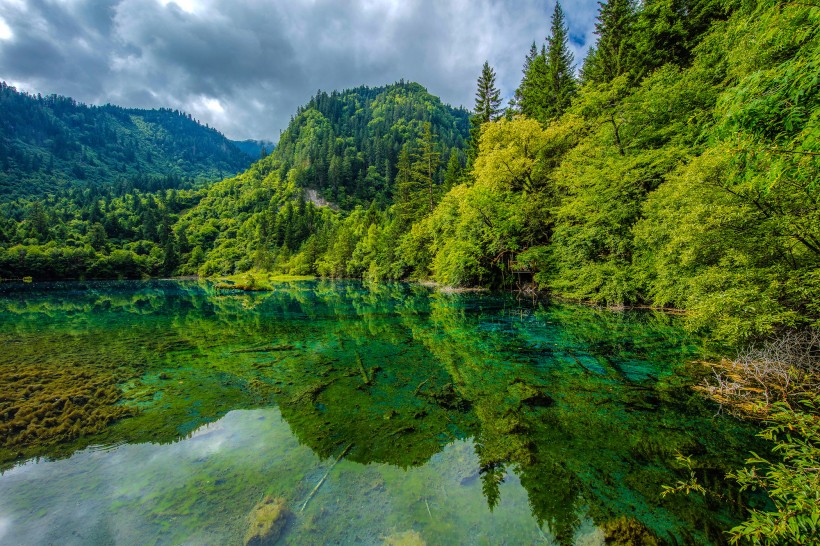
[0,0,600,140]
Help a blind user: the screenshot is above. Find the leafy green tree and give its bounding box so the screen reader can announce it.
[87,223,108,251]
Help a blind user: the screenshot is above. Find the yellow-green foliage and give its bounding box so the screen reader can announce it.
[215,270,315,291]
[383,530,427,546]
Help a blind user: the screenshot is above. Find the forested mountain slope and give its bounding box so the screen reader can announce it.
[175,81,471,275]
[273,81,470,208]
[230,139,275,159]
[0,81,471,281]
[0,82,256,199]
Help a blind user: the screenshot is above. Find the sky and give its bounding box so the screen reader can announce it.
[0,0,600,141]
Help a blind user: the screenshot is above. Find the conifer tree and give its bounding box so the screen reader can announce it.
[469,61,504,163]
[443,149,463,191]
[474,61,504,124]
[416,122,442,214]
[581,0,638,84]
[513,43,540,113]
[544,2,577,118]
[516,45,549,121]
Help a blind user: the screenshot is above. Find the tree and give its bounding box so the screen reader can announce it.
[582,0,638,85]
[395,123,442,224]
[443,149,464,191]
[544,2,577,119]
[416,122,442,214]
[474,61,504,124]
[513,43,547,119]
[469,61,504,163]
[87,222,108,250]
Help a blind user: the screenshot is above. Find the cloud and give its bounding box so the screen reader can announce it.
[0,0,599,141]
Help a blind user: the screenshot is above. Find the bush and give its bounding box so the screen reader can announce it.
[728,398,820,545]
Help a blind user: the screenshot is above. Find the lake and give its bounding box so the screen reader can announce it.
[0,280,764,545]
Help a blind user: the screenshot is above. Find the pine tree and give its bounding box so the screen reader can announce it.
[443,149,463,191]
[395,144,419,224]
[581,0,638,85]
[513,43,540,113]
[395,124,442,222]
[469,61,503,163]
[474,61,503,124]
[544,2,577,119]
[416,122,442,214]
[516,45,549,121]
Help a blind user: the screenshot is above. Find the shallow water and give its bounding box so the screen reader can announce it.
[0,280,764,545]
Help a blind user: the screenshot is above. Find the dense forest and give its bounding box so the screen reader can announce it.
[0,81,471,283]
[0,83,257,199]
[1,0,816,349]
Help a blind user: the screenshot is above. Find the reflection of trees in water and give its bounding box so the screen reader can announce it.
[398,293,754,544]
[0,280,757,543]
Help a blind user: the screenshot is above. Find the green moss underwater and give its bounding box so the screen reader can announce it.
[0,280,766,545]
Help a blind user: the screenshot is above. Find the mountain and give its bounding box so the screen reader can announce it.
[230,139,275,159]
[0,82,256,200]
[0,81,471,280]
[267,80,470,208]
[174,81,471,275]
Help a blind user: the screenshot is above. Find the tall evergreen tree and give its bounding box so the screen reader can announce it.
[513,43,541,114]
[416,122,442,214]
[395,123,442,222]
[544,2,577,119]
[469,61,504,163]
[516,45,549,121]
[581,0,638,84]
[474,61,504,124]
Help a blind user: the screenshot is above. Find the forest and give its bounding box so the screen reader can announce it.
[0,82,257,199]
[1,0,817,345]
[1,0,818,541]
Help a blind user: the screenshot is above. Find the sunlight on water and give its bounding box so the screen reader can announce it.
[0,280,765,545]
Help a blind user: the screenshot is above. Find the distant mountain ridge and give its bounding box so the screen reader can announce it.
[0,82,256,200]
[230,139,275,159]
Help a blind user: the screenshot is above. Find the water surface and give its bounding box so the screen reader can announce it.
[0,280,763,545]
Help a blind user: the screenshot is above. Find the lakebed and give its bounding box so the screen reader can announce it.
[0,280,765,545]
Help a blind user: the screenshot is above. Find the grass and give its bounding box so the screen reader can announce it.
[214,270,315,291]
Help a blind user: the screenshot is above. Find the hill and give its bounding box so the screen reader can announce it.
[0,82,256,200]
[274,80,470,208]
[176,81,471,275]
[0,81,471,279]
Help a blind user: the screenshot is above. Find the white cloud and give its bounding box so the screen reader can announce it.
[0,17,13,41]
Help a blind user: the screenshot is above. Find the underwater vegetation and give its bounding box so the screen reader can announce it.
[0,280,766,544]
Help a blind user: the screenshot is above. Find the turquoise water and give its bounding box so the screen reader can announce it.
[0,280,763,545]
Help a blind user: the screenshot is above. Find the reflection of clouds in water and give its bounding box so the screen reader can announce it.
[0,409,277,545]
[0,515,10,542]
